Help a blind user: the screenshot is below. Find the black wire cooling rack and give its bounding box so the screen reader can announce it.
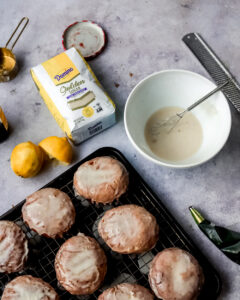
[0,147,221,299]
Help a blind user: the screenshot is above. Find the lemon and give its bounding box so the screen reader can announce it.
[11,142,44,178]
[39,136,73,165]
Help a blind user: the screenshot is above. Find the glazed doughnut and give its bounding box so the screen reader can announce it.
[149,248,204,300]
[55,233,107,295]
[73,156,129,204]
[98,283,154,300]
[2,275,59,299]
[98,204,159,254]
[22,188,75,238]
[0,221,28,273]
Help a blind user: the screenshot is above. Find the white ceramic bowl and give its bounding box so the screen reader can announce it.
[124,69,231,168]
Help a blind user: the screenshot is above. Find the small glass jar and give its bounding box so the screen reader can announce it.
[0,106,9,142]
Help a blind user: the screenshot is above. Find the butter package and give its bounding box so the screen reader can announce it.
[31,48,116,144]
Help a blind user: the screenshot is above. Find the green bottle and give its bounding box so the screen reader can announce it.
[189,206,240,265]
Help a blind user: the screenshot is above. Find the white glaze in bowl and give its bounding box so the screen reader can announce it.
[124,69,232,168]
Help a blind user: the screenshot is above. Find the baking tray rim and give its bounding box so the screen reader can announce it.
[0,146,222,298]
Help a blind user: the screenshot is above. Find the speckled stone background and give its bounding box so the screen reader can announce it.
[0,0,240,298]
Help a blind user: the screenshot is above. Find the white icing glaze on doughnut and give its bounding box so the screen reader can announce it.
[2,275,58,300]
[0,234,14,265]
[75,163,119,187]
[11,283,56,300]
[99,283,154,300]
[104,291,143,300]
[149,248,204,300]
[172,252,195,296]
[98,205,159,254]
[22,188,75,238]
[73,157,129,204]
[102,210,139,245]
[55,234,107,295]
[0,221,28,273]
[106,292,140,300]
[65,249,99,285]
[25,194,68,225]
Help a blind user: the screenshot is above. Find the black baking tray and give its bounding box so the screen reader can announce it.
[0,147,221,299]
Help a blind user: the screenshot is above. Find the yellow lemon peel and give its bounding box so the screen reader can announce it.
[11,142,44,178]
[39,136,73,165]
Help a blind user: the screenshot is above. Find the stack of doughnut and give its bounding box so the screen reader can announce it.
[0,156,204,299]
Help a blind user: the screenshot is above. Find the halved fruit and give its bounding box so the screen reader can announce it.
[39,136,73,165]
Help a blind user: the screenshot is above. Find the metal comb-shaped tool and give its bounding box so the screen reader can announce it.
[182,33,240,113]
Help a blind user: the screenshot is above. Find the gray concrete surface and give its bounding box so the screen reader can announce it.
[0,0,239,298]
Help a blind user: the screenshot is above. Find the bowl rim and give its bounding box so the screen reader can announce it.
[124,69,232,168]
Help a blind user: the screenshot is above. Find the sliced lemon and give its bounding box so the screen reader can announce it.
[39,136,73,165]
[11,141,44,178]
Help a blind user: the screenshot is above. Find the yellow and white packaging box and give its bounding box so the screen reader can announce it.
[31,48,116,144]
